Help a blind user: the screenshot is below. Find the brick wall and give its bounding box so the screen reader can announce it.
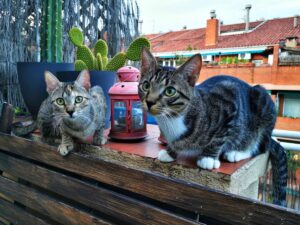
[275,117,300,131]
[198,65,300,85]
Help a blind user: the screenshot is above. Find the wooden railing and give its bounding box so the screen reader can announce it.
[0,132,299,225]
[0,104,300,224]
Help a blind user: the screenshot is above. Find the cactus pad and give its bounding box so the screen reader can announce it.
[75,60,88,71]
[105,52,126,71]
[126,37,151,61]
[76,45,95,70]
[102,56,108,68]
[69,27,84,47]
[96,53,103,70]
[94,39,108,57]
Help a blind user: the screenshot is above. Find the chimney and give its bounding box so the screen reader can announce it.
[245,4,252,31]
[294,15,298,28]
[205,10,219,46]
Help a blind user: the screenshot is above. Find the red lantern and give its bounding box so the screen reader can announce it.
[108,66,147,140]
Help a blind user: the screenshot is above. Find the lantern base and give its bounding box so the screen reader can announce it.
[109,131,148,141]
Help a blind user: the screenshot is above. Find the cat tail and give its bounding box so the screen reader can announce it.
[269,138,288,206]
[11,120,37,137]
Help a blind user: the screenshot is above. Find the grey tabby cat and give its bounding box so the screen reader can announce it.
[138,48,287,206]
[37,70,107,156]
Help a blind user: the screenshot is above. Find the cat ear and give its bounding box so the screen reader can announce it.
[45,71,61,94]
[175,54,202,87]
[75,70,91,90]
[140,47,157,75]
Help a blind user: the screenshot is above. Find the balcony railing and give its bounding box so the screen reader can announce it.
[279,55,300,66]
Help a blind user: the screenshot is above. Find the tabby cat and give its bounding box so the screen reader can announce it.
[37,70,107,156]
[138,48,287,206]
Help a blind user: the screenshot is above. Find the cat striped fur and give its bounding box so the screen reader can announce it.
[37,70,107,156]
[138,48,287,206]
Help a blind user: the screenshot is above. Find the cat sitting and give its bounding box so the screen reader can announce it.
[138,48,287,206]
[33,70,107,156]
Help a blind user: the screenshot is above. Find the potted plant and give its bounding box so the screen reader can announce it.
[56,27,151,127]
[238,59,254,67]
[17,0,73,118]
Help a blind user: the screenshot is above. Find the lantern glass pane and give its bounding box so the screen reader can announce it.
[132,101,144,130]
[113,101,127,132]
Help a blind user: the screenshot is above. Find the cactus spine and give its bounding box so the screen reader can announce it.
[40,0,63,62]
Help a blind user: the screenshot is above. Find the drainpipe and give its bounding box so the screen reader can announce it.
[245,4,252,32]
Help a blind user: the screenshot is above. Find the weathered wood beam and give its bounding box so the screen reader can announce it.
[0,198,49,225]
[0,133,299,224]
[0,176,111,225]
[0,151,199,225]
[0,103,13,134]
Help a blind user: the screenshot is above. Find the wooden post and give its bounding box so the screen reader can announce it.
[0,103,13,134]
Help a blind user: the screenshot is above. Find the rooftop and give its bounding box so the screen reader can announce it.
[146,17,300,53]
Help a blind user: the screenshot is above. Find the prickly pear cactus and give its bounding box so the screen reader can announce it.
[94,40,108,58]
[69,27,84,47]
[69,26,151,71]
[75,60,88,71]
[126,37,151,61]
[102,56,108,68]
[96,53,103,70]
[105,52,126,71]
[76,46,95,70]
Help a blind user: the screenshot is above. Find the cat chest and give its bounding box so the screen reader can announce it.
[155,116,187,143]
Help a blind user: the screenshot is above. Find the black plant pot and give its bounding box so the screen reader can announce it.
[17,62,74,118]
[56,70,117,128]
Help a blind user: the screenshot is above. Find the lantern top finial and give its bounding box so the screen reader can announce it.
[117,66,140,82]
[108,82,139,95]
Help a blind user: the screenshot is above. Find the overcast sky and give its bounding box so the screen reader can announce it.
[138,0,300,34]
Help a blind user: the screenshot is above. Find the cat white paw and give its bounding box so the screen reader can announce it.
[100,137,108,145]
[223,151,252,162]
[197,157,220,170]
[157,150,175,162]
[94,136,107,145]
[58,144,73,156]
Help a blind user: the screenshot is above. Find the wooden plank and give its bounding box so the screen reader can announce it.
[0,216,10,225]
[0,103,13,134]
[0,152,200,225]
[0,198,49,225]
[0,133,300,224]
[0,176,111,225]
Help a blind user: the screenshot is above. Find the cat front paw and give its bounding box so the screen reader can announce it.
[58,143,74,156]
[157,150,175,162]
[93,135,107,146]
[197,157,220,170]
[223,151,252,162]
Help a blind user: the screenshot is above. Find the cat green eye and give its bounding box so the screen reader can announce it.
[75,96,83,104]
[142,81,150,91]
[164,87,177,97]
[56,98,65,105]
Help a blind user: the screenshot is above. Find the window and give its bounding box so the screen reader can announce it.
[282,93,300,118]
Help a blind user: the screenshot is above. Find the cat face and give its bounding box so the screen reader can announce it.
[138,48,202,117]
[44,70,91,119]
